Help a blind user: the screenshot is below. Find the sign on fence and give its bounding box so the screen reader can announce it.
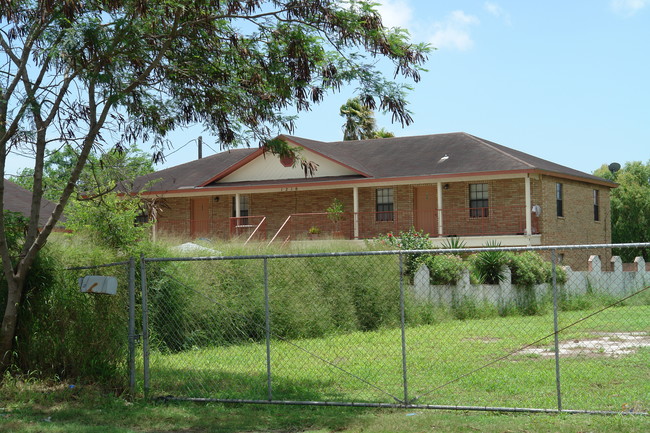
[79,276,118,295]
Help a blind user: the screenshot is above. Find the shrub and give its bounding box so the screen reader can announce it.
[377,227,432,278]
[506,251,567,286]
[419,254,466,285]
[12,241,129,387]
[469,243,507,284]
[65,192,150,252]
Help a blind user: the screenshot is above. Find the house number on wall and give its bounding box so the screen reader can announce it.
[281,187,298,192]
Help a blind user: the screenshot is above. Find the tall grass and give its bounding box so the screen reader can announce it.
[7,233,649,392]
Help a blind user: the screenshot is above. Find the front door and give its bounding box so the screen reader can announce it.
[190,197,210,238]
[415,186,437,236]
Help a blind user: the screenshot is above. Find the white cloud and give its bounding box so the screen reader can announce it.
[611,0,649,16]
[484,1,511,25]
[428,10,480,51]
[376,0,414,29]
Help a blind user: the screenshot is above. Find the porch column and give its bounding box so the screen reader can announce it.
[525,175,532,236]
[437,182,444,237]
[353,186,359,239]
[235,193,241,218]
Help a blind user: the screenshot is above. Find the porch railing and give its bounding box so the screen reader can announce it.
[278,205,530,240]
[154,206,532,242]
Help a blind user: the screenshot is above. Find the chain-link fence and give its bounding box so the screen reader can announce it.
[62,259,135,393]
[133,244,649,414]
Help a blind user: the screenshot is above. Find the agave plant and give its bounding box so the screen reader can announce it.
[441,236,467,250]
[472,241,507,284]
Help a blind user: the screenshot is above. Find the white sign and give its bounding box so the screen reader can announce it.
[79,276,118,295]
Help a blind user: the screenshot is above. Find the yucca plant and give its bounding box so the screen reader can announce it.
[471,241,507,284]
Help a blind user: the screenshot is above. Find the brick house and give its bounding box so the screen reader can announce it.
[132,132,615,268]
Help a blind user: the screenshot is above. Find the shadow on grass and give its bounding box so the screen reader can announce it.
[149,366,391,404]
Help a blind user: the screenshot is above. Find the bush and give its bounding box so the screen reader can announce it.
[377,227,432,278]
[65,193,150,252]
[469,245,507,284]
[12,240,129,387]
[506,251,567,286]
[419,254,465,285]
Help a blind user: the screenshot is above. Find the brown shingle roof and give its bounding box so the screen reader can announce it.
[134,132,615,193]
[131,148,257,192]
[285,133,611,183]
[3,179,58,227]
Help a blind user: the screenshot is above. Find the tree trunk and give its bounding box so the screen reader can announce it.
[0,274,23,370]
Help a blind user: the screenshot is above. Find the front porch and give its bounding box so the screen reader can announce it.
[154,205,542,247]
[152,175,545,247]
[266,205,540,246]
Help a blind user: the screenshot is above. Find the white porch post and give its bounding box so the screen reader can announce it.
[353,186,359,239]
[525,175,532,236]
[235,193,241,218]
[437,182,444,237]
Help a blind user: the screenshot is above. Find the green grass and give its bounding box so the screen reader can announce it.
[2,305,648,432]
[146,305,650,413]
[1,380,649,433]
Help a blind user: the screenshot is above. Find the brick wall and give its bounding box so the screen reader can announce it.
[439,178,535,236]
[538,175,612,270]
[152,176,612,259]
[155,196,190,238]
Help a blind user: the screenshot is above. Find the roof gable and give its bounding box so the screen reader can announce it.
[212,141,365,184]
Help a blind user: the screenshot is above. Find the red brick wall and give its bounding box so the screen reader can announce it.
[439,178,534,236]
[538,175,612,270]
[152,176,612,260]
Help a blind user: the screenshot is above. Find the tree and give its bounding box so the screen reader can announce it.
[340,97,377,140]
[340,96,396,140]
[10,145,154,201]
[0,1,429,368]
[594,161,650,261]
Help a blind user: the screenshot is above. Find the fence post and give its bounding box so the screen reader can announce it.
[140,253,151,400]
[128,257,136,398]
[551,249,563,412]
[399,253,409,405]
[264,257,273,401]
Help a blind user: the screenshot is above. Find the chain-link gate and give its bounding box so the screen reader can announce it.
[64,259,136,394]
[134,244,650,414]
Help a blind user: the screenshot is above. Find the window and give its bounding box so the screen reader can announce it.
[469,183,489,218]
[556,183,563,217]
[376,188,394,221]
[232,195,250,223]
[593,189,599,221]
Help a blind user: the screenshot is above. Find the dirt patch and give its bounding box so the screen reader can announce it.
[517,332,650,358]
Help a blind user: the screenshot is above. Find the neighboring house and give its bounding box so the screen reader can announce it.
[3,179,61,228]
[132,132,616,269]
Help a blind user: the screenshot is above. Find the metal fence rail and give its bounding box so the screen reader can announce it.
[132,243,650,414]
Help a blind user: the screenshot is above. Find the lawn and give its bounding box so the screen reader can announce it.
[2,305,648,433]
[1,382,649,433]
[147,304,650,413]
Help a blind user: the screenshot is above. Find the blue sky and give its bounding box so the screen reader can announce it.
[6,0,649,177]
[288,0,648,175]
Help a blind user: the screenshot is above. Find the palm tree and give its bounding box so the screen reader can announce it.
[340,97,377,140]
[373,128,394,138]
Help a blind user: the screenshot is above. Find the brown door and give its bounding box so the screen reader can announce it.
[415,186,437,236]
[190,197,210,238]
